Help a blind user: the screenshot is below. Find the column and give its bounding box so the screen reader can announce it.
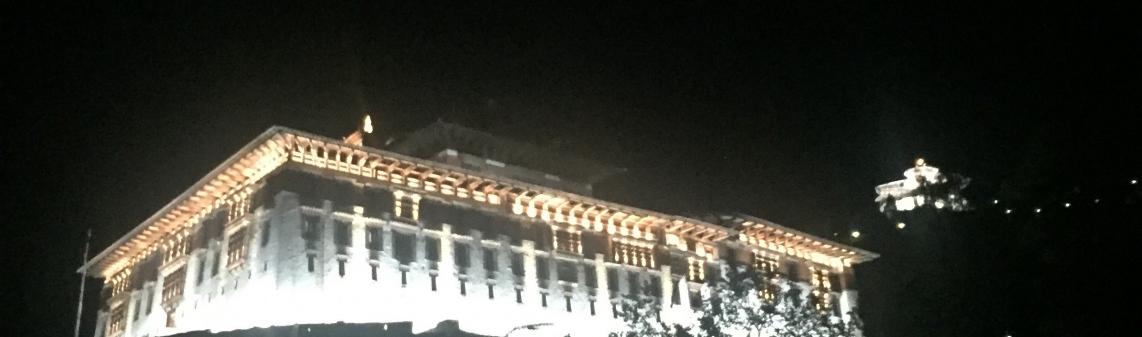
[594,253,611,318]
[438,224,456,294]
[522,241,539,304]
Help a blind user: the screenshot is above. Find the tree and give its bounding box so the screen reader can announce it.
[616,265,860,337]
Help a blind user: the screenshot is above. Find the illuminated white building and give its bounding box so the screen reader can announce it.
[874,159,970,213]
[80,120,877,337]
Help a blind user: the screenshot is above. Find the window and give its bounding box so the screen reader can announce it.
[109,304,126,334]
[612,240,654,267]
[511,252,524,277]
[487,283,495,299]
[371,265,378,281]
[133,297,141,321]
[565,295,573,312]
[162,267,186,306]
[227,227,248,269]
[483,247,497,273]
[425,237,440,262]
[809,267,833,311]
[431,275,438,291]
[537,256,550,281]
[145,288,154,314]
[754,254,780,302]
[515,288,523,303]
[393,191,420,220]
[302,215,322,242]
[687,257,706,283]
[307,254,316,272]
[211,249,221,276]
[607,268,619,292]
[455,244,470,273]
[558,260,578,283]
[196,258,206,284]
[553,229,582,255]
[628,270,642,296]
[163,234,190,265]
[334,220,351,247]
[260,220,271,247]
[337,259,346,277]
[393,232,415,265]
[589,299,596,315]
[110,271,130,298]
[366,227,384,251]
[585,266,597,289]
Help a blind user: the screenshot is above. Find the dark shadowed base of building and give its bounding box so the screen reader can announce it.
[169,321,494,337]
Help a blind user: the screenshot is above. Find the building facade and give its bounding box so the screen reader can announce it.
[80,122,877,337]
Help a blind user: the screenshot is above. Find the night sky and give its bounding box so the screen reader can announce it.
[5,2,1140,337]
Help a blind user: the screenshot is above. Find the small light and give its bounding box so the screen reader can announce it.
[1094,198,1101,204]
[896,222,906,229]
[850,230,861,239]
[992,199,1000,205]
[1063,202,1071,208]
[1034,208,1042,213]
[1005,209,1013,214]
[915,158,926,166]
[1132,179,1138,185]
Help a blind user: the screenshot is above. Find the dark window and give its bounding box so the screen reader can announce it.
[589,299,596,315]
[211,250,221,276]
[145,288,153,314]
[558,261,578,283]
[689,291,702,310]
[511,252,524,277]
[586,267,598,288]
[334,220,351,246]
[366,227,384,251]
[260,220,271,247]
[393,232,415,265]
[425,237,440,262]
[483,247,497,272]
[371,265,378,281]
[133,298,141,321]
[537,256,550,281]
[565,296,572,312]
[337,260,346,277]
[302,215,322,241]
[431,275,438,291]
[455,244,470,273]
[460,280,467,296]
[628,271,641,296]
[196,259,205,284]
[487,284,495,299]
[401,270,407,286]
[515,289,523,303]
[607,268,619,292]
[307,254,316,272]
[541,293,548,307]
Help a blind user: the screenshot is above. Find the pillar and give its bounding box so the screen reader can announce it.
[594,253,612,318]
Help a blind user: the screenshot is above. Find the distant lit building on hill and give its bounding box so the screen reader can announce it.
[875,159,970,215]
[80,119,877,337]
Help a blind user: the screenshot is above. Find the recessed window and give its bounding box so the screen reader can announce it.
[227,227,248,269]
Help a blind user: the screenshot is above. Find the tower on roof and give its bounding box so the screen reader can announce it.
[384,121,625,196]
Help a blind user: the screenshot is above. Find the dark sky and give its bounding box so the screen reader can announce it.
[4,2,1140,337]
